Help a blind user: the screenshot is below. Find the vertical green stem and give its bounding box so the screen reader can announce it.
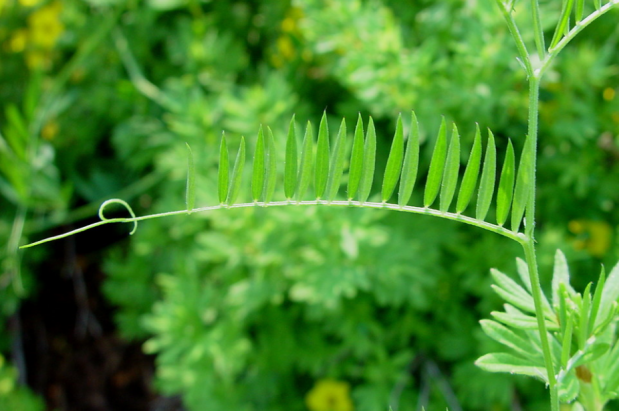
[524,75,539,238]
[524,75,559,411]
[522,239,559,411]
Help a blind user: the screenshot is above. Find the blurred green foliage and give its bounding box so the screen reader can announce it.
[0,0,618,410]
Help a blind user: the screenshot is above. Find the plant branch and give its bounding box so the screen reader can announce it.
[539,0,620,76]
[20,200,524,249]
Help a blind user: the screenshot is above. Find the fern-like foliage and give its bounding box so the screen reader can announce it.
[22,111,537,248]
[206,112,530,239]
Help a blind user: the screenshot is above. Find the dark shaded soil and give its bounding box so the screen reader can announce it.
[11,225,183,411]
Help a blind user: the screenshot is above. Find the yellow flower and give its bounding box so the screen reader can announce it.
[9,29,28,52]
[568,220,612,258]
[19,0,43,7]
[27,1,63,49]
[305,379,354,411]
[603,87,615,101]
[42,120,59,140]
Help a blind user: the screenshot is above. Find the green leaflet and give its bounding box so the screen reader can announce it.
[491,268,536,314]
[439,123,460,212]
[296,121,314,202]
[284,115,297,200]
[325,118,347,202]
[263,127,277,203]
[185,143,195,213]
[491,309,560,331]
[424,118,447,208]
[381,113,404,202]
[251,125,265,202]
[560,308,575,366]
[480,319,539,360]
[575,0,584,22]
[347,114,365,200]
[456,124,482,213]
[475,353,547,381]
[550,0,575,49]
[398,111,419,207]
[552,250,574,308]
[218,133,229,205]
[226,137,245,206]
[596,262,619,329]
[511,136,533,232]
[579,283,592,348]
[476,129,496,221]
[314,112,330,199]
[588,267,606,335]
[496,140,515,227]
[358,116,376,203]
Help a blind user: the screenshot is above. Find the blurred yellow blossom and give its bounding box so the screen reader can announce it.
[602,87,615,101]
[19,0,43,6]
[28,1,63,49]
[568,220,612,257]
[305,379,354,411]
[9,29,28,52]
[42,120,59,140]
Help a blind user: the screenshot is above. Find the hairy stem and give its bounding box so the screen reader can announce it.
[523,239,559,411]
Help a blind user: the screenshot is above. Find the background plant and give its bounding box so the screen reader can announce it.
[2,0,618,410]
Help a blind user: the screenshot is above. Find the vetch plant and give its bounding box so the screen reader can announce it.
[20,1,619,410]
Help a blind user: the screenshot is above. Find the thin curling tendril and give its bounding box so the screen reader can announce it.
[98,199,138,234]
